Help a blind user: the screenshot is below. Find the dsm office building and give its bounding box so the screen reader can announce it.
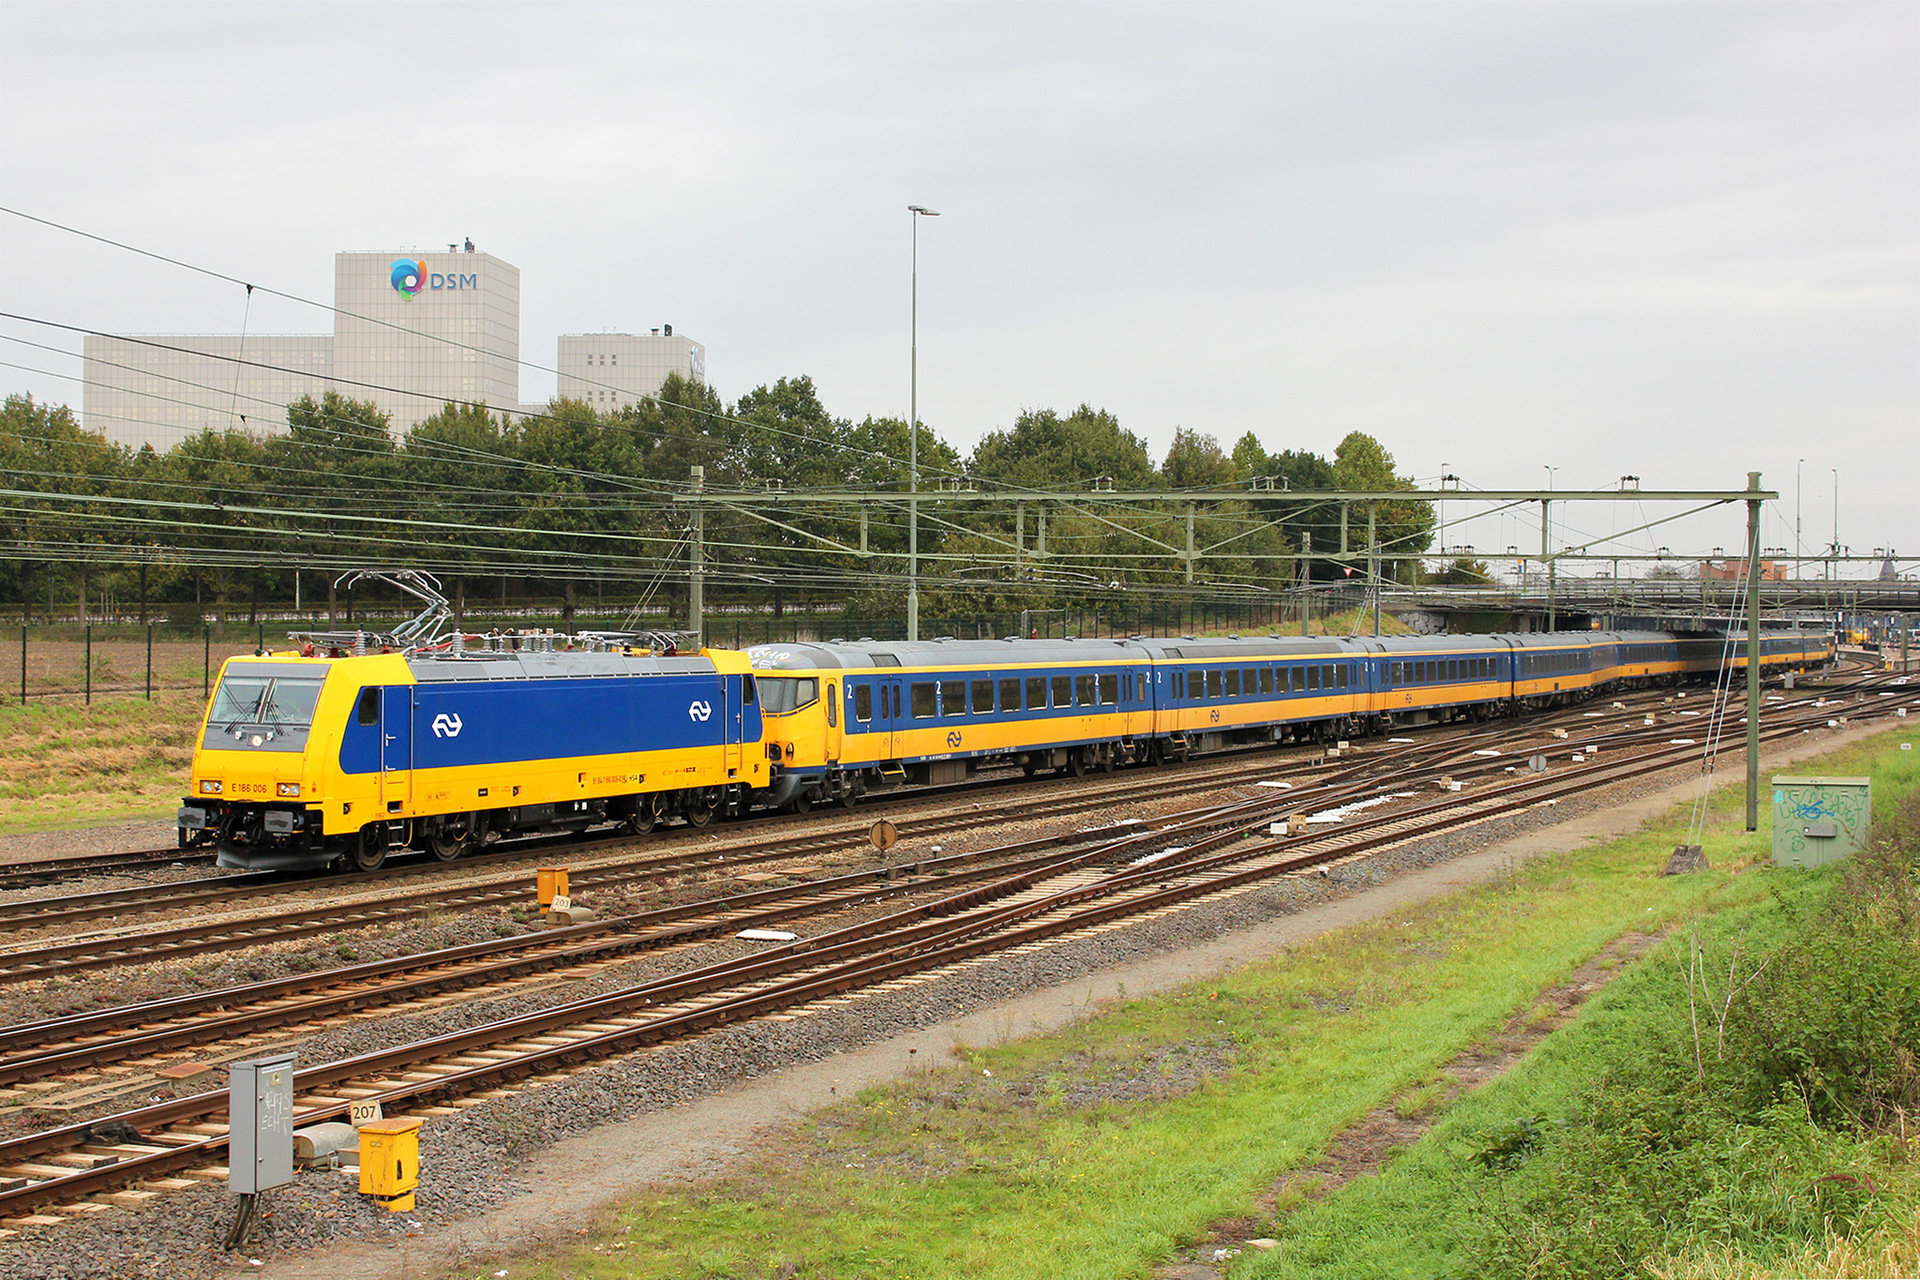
[84,247,703,449]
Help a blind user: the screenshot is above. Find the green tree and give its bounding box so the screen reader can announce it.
[1331,430,1433,584]
[1160,428,1236,489]
[969,405,1157,491]
[0,394,130,618]
[1428,556,1494,585]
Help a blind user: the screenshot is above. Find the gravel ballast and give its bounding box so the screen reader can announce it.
[0,720,1895,1280]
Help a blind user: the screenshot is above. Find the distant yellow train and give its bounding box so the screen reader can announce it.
[746,629,1834,808]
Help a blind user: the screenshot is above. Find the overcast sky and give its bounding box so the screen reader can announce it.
[2,1,1914,574]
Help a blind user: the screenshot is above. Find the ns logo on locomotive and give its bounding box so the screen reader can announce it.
[179,571,1834,874]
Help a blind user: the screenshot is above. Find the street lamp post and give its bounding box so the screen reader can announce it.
[1796,457,1804,580]
[1830,467,1838,583]
[1542,467,1556,631]
[907,204,939,642]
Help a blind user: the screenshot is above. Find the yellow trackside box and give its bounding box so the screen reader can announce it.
[357,1116,422,1212]
[537,866,570,908]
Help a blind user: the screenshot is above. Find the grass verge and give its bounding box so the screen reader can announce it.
[0,693,201,832]
[470,728,1917,1280]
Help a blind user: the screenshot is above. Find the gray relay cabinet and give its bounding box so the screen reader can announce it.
[1770,776,1872,868]
[229,1052,297,1194]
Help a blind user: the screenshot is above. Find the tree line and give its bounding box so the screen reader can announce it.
[0,378,1448,630]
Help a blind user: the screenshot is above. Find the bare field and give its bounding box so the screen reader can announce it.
[0,634,259,703]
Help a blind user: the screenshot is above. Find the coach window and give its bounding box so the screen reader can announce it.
[1076,674,1096,705]
[356,687,379,725]
[1336,664,1349,689]
[1136,673,1147,701]
[1099,673,1117,704]
[1259,667,1272,695]
[827,683,837,727]
[1027,676,1047,709]
[1052,675,1073,708]
[911,682,937,718]
[1225,669,1241,697]
[940,680,967,716]
[972,679,995,713]
[1000,677,1022,711]
[853,684,873,722]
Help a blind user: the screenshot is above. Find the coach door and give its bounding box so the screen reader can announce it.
[378,686,414,814]
[882,677,904,761]
[824,680,842,764]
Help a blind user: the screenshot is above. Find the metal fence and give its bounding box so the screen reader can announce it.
[0,591,1382,707]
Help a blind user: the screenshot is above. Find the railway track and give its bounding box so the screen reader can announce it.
[0,678,1890,985]
[1,682,1913,1227]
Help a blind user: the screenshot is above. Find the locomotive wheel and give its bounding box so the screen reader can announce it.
[792,792,812,815]
[428,815,474,862]
[1099,746,1116,774]
[627,795,663,835]
[351,830,387,872]
[1067,749,1088,777]
[685,788,721,828]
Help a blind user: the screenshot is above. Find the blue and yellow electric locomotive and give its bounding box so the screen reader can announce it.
[181,637,765,872]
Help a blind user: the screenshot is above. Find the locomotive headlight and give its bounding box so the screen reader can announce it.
[249,734,264,747]
[200,780,222,795]
[276,782,301,797]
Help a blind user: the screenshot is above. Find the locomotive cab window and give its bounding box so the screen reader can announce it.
[205,671,329,753]
[356,686,379,726]
[759,677,818,714]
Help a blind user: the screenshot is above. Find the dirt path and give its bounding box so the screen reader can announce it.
[220,723,1892,1280]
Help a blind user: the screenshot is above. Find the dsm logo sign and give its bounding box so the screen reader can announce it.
[390,258,478,299]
